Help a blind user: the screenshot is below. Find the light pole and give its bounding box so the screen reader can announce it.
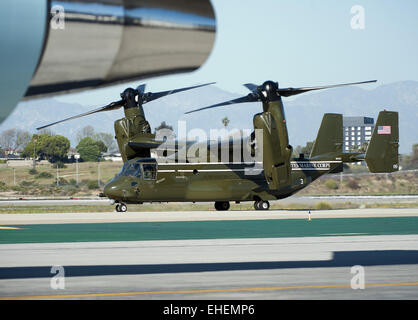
[32,137,37,169]
[56,164,59,186]
[76,158,79,186]
[97,154,101,188]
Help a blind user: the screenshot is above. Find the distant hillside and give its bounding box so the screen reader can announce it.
[285,80,418,154]
[0,81,416,154]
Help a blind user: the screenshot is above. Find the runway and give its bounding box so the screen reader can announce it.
[0,209,417,300]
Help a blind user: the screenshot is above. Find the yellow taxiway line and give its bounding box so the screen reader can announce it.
[1,282,418,300]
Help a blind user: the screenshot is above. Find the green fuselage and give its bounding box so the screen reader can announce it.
[103,158,342,204]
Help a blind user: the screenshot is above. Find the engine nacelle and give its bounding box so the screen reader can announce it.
[253,100,292,190]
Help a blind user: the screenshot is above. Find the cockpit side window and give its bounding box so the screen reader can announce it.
[142,163,157,180]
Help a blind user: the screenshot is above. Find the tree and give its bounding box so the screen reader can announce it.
[349,141,369,153]
[92,132,117,153]
[43,135,71,163]
[22,134,70,163]
[400,143,418,170]
[0,129,31,153]
[0,129,17,151]
[77,137,107,162]
[15,130,31,150]
[222,117,230,128]
[76,125,95,144]
[154,121,175,141]
[294,141,315,157]
[22,134,50,160]
[412,144,418,164]
[38,128,55,136]
[155,121,173,132]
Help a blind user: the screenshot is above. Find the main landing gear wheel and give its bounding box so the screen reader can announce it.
[214,201,230,211]
[115,203,127,212]
[254,200,270,211]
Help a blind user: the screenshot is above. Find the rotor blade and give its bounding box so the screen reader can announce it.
[36,100,123,131]
[127,141,165,149]
[243,83,258,92]
[143,82,216,103]
[185,93,259,115]
[278,80,377,97]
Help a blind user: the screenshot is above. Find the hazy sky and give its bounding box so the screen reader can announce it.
[57,0,418,106]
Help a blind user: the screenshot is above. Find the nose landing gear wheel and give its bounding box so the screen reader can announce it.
[115,203,128,212]
[254,200,270,211]
[214,201,230,211]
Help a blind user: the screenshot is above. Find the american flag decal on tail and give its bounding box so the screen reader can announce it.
[377,125,391,135]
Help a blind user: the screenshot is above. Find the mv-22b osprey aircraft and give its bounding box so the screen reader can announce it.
[38,80,399,212]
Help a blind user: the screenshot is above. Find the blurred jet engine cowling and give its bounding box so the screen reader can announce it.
[0,0,216,122]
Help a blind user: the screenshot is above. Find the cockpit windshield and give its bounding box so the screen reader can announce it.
[119,162,141,177]
[117,159,158,179]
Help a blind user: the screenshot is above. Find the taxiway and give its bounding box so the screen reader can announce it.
[0,208,417,300]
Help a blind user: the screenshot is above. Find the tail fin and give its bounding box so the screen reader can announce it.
[365,111,399,173]
[310,113,343,159]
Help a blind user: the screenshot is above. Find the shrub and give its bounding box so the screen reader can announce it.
[324,179,338,190]
[35,171,53,179]
[347,179,360,190]
[52,161,67,169]
[0,181,8,191]
[28,168,38,175]
[59,178,69,185]
[87,180,99,190]
[314,201,333,210]
[19,180,33,187]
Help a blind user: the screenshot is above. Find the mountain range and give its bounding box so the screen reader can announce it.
[0,81,416,154]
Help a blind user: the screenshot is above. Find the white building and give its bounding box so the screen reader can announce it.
[343,116,374,153]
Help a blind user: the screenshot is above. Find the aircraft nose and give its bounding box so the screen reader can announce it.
[103,182,123,199]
